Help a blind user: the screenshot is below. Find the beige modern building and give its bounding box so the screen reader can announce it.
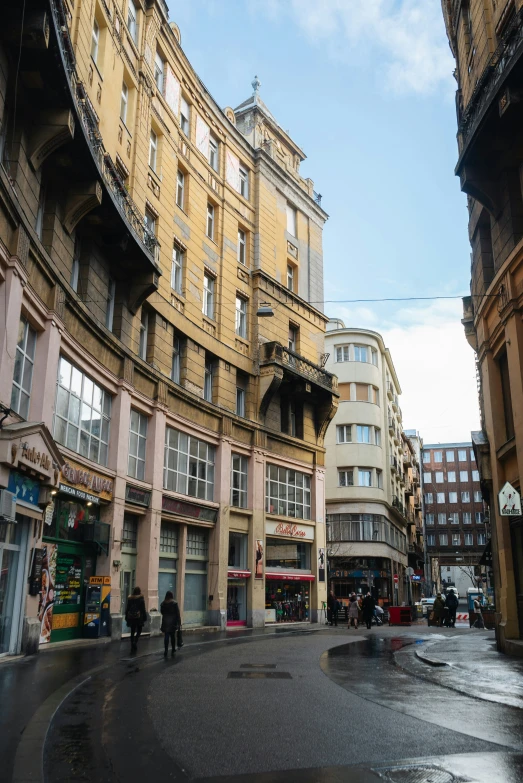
[324,322,417,606]
[0,0,338,655]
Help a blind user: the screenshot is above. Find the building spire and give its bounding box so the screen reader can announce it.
[252,75,261,97]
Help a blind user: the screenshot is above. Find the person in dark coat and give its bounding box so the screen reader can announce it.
[125,586,147,653]
[362,592,376,629]
[432,593,446,627]
[444,590,459,627]
[327,591,338,626]
[160,591,181,657]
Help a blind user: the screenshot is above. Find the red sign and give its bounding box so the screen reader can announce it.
[274,522,307,538]
[227,569,251,579]
[265,572,315,582]
[393,574,399,584]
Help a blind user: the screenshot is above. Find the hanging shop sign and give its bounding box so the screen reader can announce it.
[227,569,251,579]
[498,481,522,516]
[265,520,315,541]
[60,460,114,502]
[125,483,151,508]
[162,494,218,523]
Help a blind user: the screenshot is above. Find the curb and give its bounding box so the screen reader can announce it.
[415,649,449,667]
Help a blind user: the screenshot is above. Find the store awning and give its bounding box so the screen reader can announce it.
[265,572,315,582]
[228,569,251,579]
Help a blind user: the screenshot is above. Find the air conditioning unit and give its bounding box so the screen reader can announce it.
[0,490,17,523]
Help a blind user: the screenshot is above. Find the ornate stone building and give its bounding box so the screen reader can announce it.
[442,0,523,653]
[0,0,337,654]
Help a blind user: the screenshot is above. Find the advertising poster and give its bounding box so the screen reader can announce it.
[255,539,264,579]
[318,547,325,583]
[38,543,57,644]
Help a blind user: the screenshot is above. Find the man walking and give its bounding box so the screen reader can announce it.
[327,590,338,626]
[362,592,375,629]
[445,590,459,628]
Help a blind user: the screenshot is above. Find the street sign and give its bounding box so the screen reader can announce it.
[411,575,422,581]
[499,481,522,516]
[393,574,399,584]
[405,566,414,576]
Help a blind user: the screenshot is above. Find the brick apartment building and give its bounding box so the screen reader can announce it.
[422,442,487,596]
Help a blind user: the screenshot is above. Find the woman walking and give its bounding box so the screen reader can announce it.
[125,586,147,653]
[160,590,181,657]
[348,593,359,630]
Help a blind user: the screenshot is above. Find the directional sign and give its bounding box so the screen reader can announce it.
[393,574,399,584]
[499,481,522,516]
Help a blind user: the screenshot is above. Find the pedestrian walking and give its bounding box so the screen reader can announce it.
[445,590,459,627]
[473,597,485,629]
[362,592,375,629]
[348,593,359,630]
[432,592,445,628]
[160,590,181,657]
[125,586,147,653]
[327,590,338,626]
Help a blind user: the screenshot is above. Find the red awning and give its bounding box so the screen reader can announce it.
[265,572,315,582]
[227,569,251,579]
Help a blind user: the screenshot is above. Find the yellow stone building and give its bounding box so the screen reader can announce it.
[0,0,338,653]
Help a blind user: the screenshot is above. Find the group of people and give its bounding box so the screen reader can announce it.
[125,587,182,657]
[327,591,380,630]
[431,590,459,627]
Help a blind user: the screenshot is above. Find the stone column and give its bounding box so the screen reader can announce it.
[208,436,231,628]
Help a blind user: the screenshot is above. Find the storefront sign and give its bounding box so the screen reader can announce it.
[89,576,111,585]
[329,569,384,579]
[60,460,114,501]
[39,543,57,645]
[7,471,40,506]
[318,547,325,582]
[255,539,264,579]
[227,569,251,579]
[59,483,100,504]
[265,572,315,582]
[125,484,151,507]
[162,495,218,523]
[21,443,52,472]
[0,424,61,485]
[265,520,315,541]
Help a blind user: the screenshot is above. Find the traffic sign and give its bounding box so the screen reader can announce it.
[499,481,521,516]
[393,574,399,584]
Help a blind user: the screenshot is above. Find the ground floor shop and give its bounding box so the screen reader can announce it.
[329,557,406,607]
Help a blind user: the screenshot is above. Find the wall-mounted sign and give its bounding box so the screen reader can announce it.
[60,460,114,501]
[125,484,151,507]
[21,443,52,472]
[265,520,315,541]
[318,547,325,582]
[162,494,218,523]
[59,483,100,505]
[498,481,521,516]
[8,471,40,506]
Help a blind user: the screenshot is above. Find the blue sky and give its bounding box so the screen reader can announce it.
[167,0,480,443]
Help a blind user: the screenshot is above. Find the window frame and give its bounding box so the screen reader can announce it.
[235,295,247,339]
[149,129,158,171]
[204,356,214,402]
[237,228,246,265]
[206,202,215,240]
[105,278,116,331]
[128,409,148,481]
[171,245,184,294]
[338,469,354,487]
[171,335,181,384]
[286,264,294,292]
[203,273,215,319]
[127,1,138,43]
[231,454,248,508]
[91,18,100,63]
[154,50,164,94]
[209,136,219,171]
[180,96,190,136]
[286,203,297,236]
[336,424,352,444]
[239,165,248,198]
[265,464,311,520]
[164,427,215,501]
[138,308,148,360]
[236,386,246,417]
[11,317,37,419]
[176,169,185,209]
[120,81,128,124]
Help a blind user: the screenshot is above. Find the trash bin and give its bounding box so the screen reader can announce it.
[388,606,411,626]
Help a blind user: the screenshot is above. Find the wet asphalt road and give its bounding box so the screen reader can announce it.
[3,627,523,782]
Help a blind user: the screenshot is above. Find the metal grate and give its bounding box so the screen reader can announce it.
[374,765,466,783]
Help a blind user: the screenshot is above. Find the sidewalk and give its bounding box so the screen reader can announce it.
[394,631,523,709]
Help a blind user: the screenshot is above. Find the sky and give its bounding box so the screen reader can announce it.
[167,0,480,444]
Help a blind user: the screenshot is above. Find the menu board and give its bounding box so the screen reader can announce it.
[54,553,82,607]
[39,543,57,644]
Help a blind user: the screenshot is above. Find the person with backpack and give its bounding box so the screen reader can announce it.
[125,586,147,653]
[160,590,181,657]
[445,590,459,627]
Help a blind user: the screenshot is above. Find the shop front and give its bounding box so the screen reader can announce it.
[329,559,393,606]
[40,459,112,644]
[227,531,250,626]
[264,520,315,624]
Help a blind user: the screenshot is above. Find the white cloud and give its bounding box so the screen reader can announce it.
[249,0,454,95]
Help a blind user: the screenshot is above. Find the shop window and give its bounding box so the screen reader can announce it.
[49,497,100,543]
[228,532,247,568]
[128,409,147,481]
[122,513,138,550]
[159,521,178,599]
[265,464,311,520]
[160,521,179,553]
[164,427,215,501]
[11,317,36,419]
[53,356,111,466]
[266,538,311,569]
[231,453,248,508]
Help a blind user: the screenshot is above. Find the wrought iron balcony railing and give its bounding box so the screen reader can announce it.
[261,342,336,391]
[49,0,159,262]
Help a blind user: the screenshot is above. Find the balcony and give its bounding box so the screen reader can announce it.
[390,454,398,474]
[387,382,394,400]
[403,450,412,467]
[392,394,399,411]
[388,416,395,435]
[259,341,339,437]
[405,480,414,496]
[392,494,408,522]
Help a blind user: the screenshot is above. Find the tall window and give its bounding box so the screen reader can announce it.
[128,409,147,480]
[171,245,183,293]
[236,386,245,417]
[439,534,448,546]
[286,203,297,236]
[239,165,248,198]
[91,18,100,63]
[139,308,149,360]
[435,471,444,483]
[203,274,214,318]
[231,454,248,508]
[434,451,442,462]
[338,469,354,487]
[206,203,215,239]
[359,469,372,487]
[149,129,158,171]
[464,533,473,546]
[154,50,164,93]
[336,345,349,362]
[144,208,156,235]
[356,425,370,444]
[71,237,81,292]
[452,533,461,547]
[474,491,482,502]
[498,350,515,441]
[446,450,455,461]
[426,513,434,525]
[461,491,470,503]
[476,512,484,524]
[426,534,435,546]
[449,512,459,524]
[235,296,247,338]
[176,169,185,209]
[53,356,111,465]
[478,532,486,545]
[266,465,311,519]
[423,472,431,483]
[180,96,190,136]
[460,470,469,482]
[209,136,218,171]
[127,1,137,42]
[171,335,181,383]
[424,493,433,504]
[11,318,36,419]
[463,512,472,524]
[449,491,458,503]
[238,229,246,265]
[337,425,352,443]
[164,428,215,500]
[354,345,368,362]
[120,82,128,124]
[470,449,475,461]
[374,428,381,446]
[286,264,295,292]
[35,180,46,239]
[437,492,445,503]
[448,471,456,482]
[472,470,480,481]
[288,324,298,353]
[123,514,138,549]
[438,513,446,525]
[204,355,214,401]
[105,278,116,331]
[377,469,383,489]
[457,449,466,461]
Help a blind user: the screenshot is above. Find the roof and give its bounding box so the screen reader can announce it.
[423,442,473,449]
